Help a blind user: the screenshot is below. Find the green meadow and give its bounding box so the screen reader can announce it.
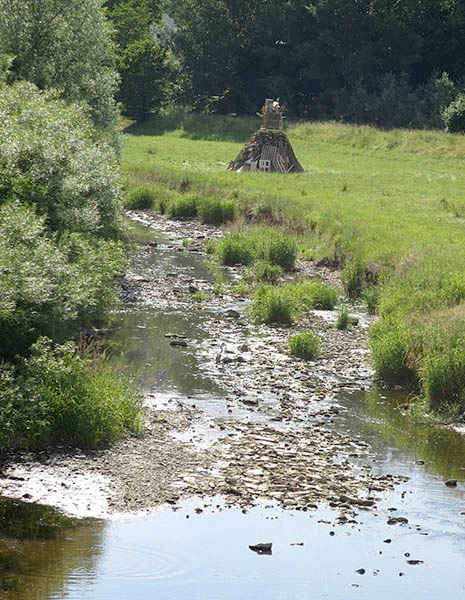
[121,113,465,417]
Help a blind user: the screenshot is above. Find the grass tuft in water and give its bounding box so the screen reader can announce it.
[335,306,350,330]
[251,281,337,324]
[289,331,321,360]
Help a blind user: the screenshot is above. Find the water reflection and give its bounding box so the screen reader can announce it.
[53,499,465,599]
[107,218,229,398]
[337,389,465,481]
[0,498,103,599]
[107,307,226,398]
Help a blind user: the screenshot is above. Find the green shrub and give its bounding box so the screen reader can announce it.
[0,338,143,450]
[370,318,414,384]
[167,193,198,217]
[216,227,297,271]
[0,82,122,238]
[261,232,298,271]
[252,285,296,324]
[251,281,337,325]
[197,196,236,224]
[124,185,158,209]
[253,261,283,283]
[341,258,366,298]
[336,306,350,330]
[289,331,321,360]
[362,286,379,314]
[191,290,208,302]
[442,94,465,133]
[0,202,125,357]
[416,306,465,410]
[233,278,250,296]
[216,232,254,265]
[295,281,338,310]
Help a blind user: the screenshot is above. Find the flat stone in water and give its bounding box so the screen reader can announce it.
[170,339,188,347]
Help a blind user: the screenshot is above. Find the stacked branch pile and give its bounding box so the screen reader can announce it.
[228,129,304,173]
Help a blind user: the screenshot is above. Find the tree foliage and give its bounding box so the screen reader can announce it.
[0,82,122,237]
[167,0,465,127]
[106,0,171,119]
[0,0,118,128]
[0,82,125,357]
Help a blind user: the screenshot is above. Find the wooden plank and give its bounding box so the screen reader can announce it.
[262,145,278,162]
[274,153,287,173]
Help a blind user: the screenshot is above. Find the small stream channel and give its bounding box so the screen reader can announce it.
[2,216,465,599]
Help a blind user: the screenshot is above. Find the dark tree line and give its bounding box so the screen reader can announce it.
[3,1,464,126]
[164,0,465,128]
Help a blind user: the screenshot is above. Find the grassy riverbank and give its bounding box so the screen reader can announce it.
[121,113,465,416]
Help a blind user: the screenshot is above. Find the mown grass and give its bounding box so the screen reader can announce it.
[121,113,465,414]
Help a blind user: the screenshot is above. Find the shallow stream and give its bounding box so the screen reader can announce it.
[2,216,465,599]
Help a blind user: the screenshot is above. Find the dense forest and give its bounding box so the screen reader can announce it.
[165,0,465,129]
[103,0,465,130]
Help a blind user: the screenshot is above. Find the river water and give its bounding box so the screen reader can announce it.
[2,218,465,599]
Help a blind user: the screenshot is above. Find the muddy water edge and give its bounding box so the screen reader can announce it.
[1,211,465,599]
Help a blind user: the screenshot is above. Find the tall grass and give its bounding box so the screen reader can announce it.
[0,337,143,451]
[251,281,337,324]
[214,227,297,270]
[289,331,321,360]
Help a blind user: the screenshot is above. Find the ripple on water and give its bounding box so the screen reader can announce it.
[98,544,188,582]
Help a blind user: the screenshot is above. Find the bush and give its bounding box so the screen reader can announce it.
[289,331,321,360]
[216,227,297,271]
[0,202,125,357]
[251,280,337,324]
[252,286,296,324]
[370,318,414,384]
[253,261,283,283]
[295,281,338,310]
[124,185,158,209]
[0,82,122,238]
[0,338,143,450]
[442,94,465,133]
[191,290,208,302]
[197,196,236,224]
[341,258,366,298]
[362,286,379,314]
[167,193,198,217]
[261,232,297,271]
[416,306,465,410]
[216,232,254,265]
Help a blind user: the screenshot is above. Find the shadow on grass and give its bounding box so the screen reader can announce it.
[123,110,257,143]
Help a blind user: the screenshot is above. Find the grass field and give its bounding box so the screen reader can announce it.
[121,112,465,416]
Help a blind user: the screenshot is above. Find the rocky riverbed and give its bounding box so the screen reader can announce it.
[0,211,406,519]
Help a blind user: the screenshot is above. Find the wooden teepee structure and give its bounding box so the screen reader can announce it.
[228,99,304,173]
